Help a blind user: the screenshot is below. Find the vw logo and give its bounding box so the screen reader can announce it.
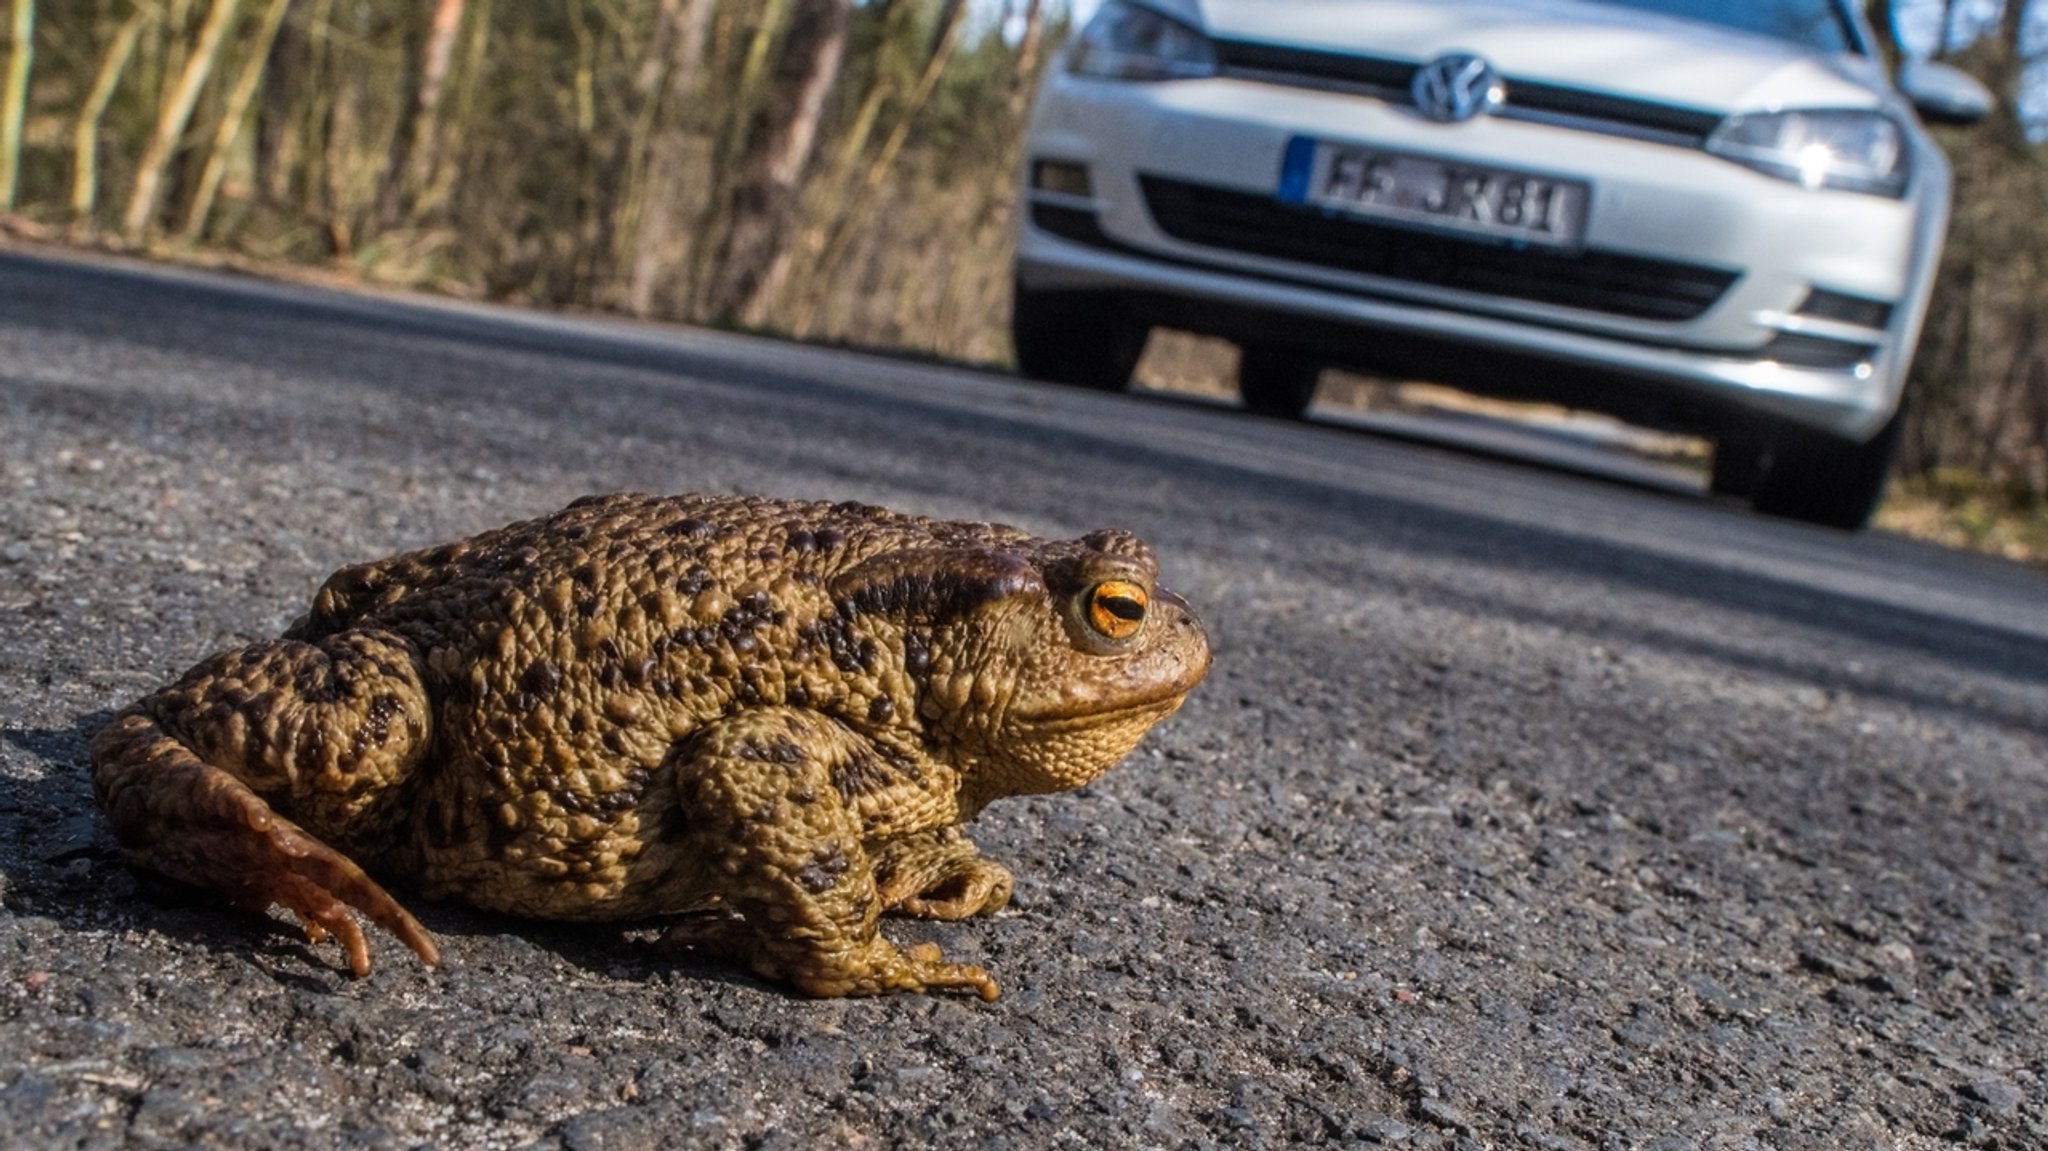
[1412,52,1505,123]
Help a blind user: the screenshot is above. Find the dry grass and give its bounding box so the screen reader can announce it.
[1877,470,2048,569]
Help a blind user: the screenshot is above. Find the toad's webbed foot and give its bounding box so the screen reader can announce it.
[657,914,995,998]
[254,815,440,976]
[871,827,1014,920]
[89,631,440,977]
[94,711,440,975]
[755,936,999,1002]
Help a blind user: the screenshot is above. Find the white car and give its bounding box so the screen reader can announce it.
[1012,0,1991,527]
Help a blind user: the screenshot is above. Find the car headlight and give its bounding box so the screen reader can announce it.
[1067,1,1217,82]
[1705,109,1908,197]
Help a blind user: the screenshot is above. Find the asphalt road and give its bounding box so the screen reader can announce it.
[2,247,2045,1150]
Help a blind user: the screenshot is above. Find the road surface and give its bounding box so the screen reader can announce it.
[1,248,2044,1149]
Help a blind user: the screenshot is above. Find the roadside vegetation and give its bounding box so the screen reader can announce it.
[2,0,2044,564]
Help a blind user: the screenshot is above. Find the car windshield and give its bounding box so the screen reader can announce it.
[1581,0,1857,54]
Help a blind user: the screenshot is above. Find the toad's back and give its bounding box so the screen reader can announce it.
[288,492,1034,652]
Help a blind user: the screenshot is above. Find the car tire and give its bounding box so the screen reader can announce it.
[1238,345,1322,418]
[1750,406,1905,530]
[1011,282,1147,391]
[1709,432,1768,500]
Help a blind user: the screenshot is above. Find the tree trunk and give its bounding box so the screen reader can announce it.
[179,0,295,243]
[304,0,339,244]
[794,0,968,334]
[410,0,491,223]
[684,0,793,301]
[370,4,431,230]
[630,0,683,105]
[0,0,34,211]
[1007,0,1045,119]
[698,0,852,327]
[625,0,714,316]
[253,0,299,202]
[774,78,891,335]
[726,0,797,165]
[158,0,197,112]
[122,0,249,241]
[72,8,152,221]
[398,0,465,217]
[599,0,683,307]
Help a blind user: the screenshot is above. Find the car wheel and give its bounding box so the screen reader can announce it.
[1709,432,1767,500]
[1238,345,1321,418]
[1011,282,1147,391]
[1750,407,1905,530]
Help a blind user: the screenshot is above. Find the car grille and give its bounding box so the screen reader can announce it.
[1213,39,1725,149]
[1138,176,1741,322]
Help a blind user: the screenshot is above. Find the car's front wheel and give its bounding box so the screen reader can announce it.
[1708,431,1767,500]
[1750,407,1905,530]
[1238,345,1322,419]
[1011,283,1148,391]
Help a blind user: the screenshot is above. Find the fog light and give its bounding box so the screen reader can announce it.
[1758,331,1878,370]
[1795,288,1893,330]
[1032,160,1093,198]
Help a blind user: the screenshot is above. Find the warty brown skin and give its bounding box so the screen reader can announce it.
[89,492,1212,999]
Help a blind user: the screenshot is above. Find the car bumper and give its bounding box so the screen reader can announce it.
[1017,70,1952,441]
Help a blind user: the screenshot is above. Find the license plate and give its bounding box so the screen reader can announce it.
[1278,137,1589,249]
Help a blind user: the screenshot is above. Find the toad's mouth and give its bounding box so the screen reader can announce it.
[1009,689,1192,734]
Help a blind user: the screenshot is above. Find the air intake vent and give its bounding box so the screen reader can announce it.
[1795,288,1894,330]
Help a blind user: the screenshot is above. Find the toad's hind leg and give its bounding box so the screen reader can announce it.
[90,630,440,976]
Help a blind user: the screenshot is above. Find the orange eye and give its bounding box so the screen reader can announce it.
[1086,579,1149,641]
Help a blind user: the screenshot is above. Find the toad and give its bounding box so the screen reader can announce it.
[90,493,1210,999]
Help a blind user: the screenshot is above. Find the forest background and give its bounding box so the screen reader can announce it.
[3,0,2046,557]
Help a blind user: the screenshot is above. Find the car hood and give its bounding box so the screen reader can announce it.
[1189,0,1889,113]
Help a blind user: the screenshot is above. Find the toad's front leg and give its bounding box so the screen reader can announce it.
[666,708,998,1000]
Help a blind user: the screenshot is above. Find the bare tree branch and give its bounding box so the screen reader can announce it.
[179,0,295,243]
[122,0,248,241]
[1,0,35,210]
[71,7,153,221]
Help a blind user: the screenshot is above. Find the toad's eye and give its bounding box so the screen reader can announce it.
[1085,579,1149,641]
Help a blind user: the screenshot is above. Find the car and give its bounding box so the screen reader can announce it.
[1011,0,1993,528]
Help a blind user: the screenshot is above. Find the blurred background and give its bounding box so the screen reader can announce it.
[1,0,2044,556]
